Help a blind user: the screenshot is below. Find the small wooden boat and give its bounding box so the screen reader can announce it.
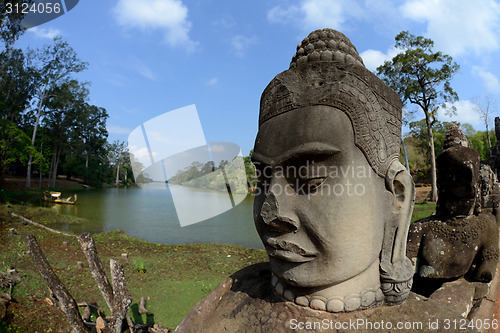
[43,192,77,205]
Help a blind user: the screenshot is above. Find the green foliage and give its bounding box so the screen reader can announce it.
[377,31,460,117]
[408,119,460,157]
[378,31,460,200]
[169,157,249,194]
[404,118,496,182]
[0,48,35,122]
[0,0,31,47]
[0,36,118,188]
[466,128,496,161]
[0,119,41,177]
[107,140,132,185]
[0,204,268,331]
[244,149,257,188]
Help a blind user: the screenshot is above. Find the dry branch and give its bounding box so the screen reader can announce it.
[78,232,114,311]
[139,297,151,315]
[26,235,90,333]
[12,213,75,237]
[109,259,132,332]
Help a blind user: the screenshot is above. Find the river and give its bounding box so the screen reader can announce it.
[40,183,263,249]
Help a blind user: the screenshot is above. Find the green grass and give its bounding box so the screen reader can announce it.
[411,202,436,222]
[1,199,439,331]
[0,204,267,332]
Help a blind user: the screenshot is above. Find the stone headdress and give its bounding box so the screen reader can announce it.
[259,28,402,177]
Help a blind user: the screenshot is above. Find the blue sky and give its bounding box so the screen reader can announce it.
[13,0,500,156]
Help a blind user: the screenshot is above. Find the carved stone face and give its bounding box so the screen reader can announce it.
[252,105,392,289]
[436,146,480,218]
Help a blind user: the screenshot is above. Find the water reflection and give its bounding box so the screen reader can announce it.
[41,184,262,249]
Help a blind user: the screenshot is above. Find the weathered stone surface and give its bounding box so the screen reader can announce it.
[408,214,499,281]
[429,279,476,317]
[408,125,499,283]
[435,145,480,219]
[479,163,500,215]
[489,116,500,178]
[175,263,476,333]
[251,28,415,313]
[443,123,470,149]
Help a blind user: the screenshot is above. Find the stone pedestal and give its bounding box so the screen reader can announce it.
[175,263,486,333]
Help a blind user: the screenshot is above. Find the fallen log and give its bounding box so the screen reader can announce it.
[12,213,75,237]
[26,235,90,333]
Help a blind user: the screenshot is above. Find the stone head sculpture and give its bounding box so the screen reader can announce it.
[407,124,499,282]
[436,124,480,219]
[252,29,415,313]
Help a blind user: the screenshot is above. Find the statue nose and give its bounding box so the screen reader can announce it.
[260,189,299,233]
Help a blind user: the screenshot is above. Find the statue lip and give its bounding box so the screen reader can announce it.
[263,236,317,262]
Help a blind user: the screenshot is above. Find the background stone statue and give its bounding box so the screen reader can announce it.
[407,124,499,283]
[489,116,500,178]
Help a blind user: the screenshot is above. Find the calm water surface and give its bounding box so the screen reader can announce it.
[41,184,262,249]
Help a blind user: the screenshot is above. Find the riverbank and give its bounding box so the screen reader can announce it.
[0,203,267,332]
[2,175,87,192]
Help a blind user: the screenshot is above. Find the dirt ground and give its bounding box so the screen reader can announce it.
[414,184,432,203]
[1,175,85,191]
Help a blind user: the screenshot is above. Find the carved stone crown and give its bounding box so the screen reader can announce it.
[443,123,469,149]
[259,28,402,177]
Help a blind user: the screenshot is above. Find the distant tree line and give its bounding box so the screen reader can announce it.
[402,119,496,184]
[0,15,131,188]
[168,157,251,194]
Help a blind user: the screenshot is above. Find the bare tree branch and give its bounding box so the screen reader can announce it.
[78,233,114,311]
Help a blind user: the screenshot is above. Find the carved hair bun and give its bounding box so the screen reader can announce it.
[290,28,364,69]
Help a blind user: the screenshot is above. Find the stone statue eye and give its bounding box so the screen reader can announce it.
[298,177,326,194]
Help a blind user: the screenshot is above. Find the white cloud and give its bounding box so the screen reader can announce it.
[128,146,157,166]
[130,58,156,80]
[267,0,365,31]
[437,100,482,126]
[28,27,61,39]
[359,47,400,72]
[113,0,198,51]
[472,66,500,93]
[207,77,218,86]
[400,0,500,56]
[267,5,301,25]
[230,35,258,58]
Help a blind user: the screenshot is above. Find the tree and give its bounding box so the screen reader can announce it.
[377,31,460,201]
[472,95,496,150]
[464,126,496,161]
[0,118,38,184]
[42,80,88,188]
[71,103,108,185]
[0,47,35,122]
[107,140,127,186]
[0,47,36,179]
[0,0,31,47]
[25,36,88,188]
